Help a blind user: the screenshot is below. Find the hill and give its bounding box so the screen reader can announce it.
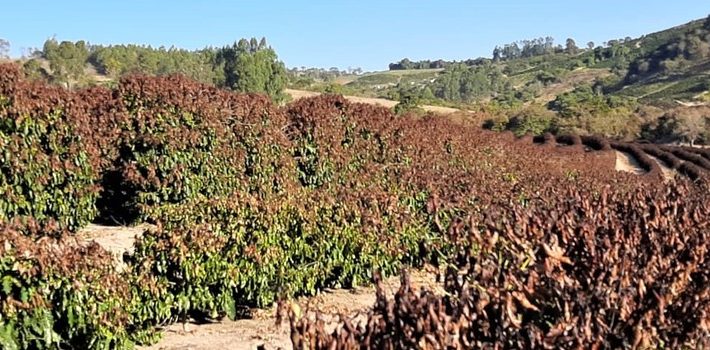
[351,16,710,144]
[363,16,710,107]
[284,13,709,144]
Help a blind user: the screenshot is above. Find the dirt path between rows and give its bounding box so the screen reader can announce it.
[614,150,676,181]
[614,150,645,175]
[646,153,677,180]
[77,223,148,270]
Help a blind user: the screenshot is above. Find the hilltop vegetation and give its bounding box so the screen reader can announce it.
[381,16,709,105]
[18,37,289,101]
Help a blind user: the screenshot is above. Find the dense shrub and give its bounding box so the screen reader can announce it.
[103,76,236,222]
[660,145,710,170]
[640,144,683,169]
[542,132,556,145]
[611,142,664,179]
[580,134,612,151]
[0,64,99,232]
[285,95,408,187]
[681,146,710,160]
[127,189,428,322]
[290,181,710,349]
[504,105,557,136]
[0,222,135,349]
[102,75,295,223]
[555,133,582,145]
[683,146,710,160]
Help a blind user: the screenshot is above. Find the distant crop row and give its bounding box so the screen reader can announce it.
[1,63,708,349]
[528,132,710,182]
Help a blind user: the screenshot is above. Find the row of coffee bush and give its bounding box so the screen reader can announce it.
[290,180,710,348]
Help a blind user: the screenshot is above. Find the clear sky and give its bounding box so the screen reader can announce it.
[1,1,708,71]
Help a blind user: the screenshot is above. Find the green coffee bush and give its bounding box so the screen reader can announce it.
[127,187,429,323]
[0,66,99,232]
[106,75,295,223]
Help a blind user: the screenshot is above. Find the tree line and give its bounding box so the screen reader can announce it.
[388,36,586,71]
[0,38,9,59]
[388,57,491,70]
[388,58,452,70]
[19,37,288,101]
[387,34,648,71]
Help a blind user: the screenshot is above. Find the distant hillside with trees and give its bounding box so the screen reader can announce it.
[383,16,709,102]
[18,37,288,101]
[368,16,710,144]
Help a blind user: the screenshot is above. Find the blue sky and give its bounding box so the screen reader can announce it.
[1,1,708,71]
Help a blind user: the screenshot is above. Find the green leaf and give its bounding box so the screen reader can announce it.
[1,276,14,295]
[19,288,29,303]
[224,294,237,321]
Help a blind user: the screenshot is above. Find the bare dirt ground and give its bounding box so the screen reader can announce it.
[614,150,646,175]
[646,153,677,180]
[77,223,150,270]
[78,223,147,254]
[285,88,461,115]
[614,150,677,181]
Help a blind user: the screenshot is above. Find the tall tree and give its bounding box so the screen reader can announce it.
[587,41,595,50]
[544,36,555,54]
[217,37,287,102]
[42,38,89,87]
[22,58,50,81]
[565,38,579,54]
[675,113,708,146]
[0,38,9,59]
[492,46,502,61]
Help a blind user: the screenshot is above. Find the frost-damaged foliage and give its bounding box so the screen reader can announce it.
[290,181,710,349]
[285,94,406,189]
[0,64,99,232]
[0,222,136,349]
[127,188,428,324]
[610,141,664,179]
[285,104,710,347]
[126,95,438,332]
